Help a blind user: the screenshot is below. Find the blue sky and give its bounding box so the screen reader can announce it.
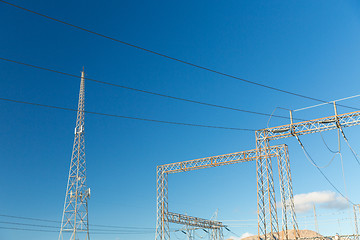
[1,0,360,239]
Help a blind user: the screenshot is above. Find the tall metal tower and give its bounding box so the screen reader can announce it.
[59,70,90,240]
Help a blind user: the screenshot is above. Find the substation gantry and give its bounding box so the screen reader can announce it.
[255,102,360,240]
[155,144,296,240]
[156,102,360,240]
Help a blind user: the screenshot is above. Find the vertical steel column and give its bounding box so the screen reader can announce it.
[276,145,299,240]
[354,205,359,240]
[256,131,279,240]
[257,144,267,239]
[210,228,223,240]
[156,166,169,240]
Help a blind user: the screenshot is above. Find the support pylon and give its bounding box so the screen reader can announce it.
[156,166,169,240]
[59,70,90,240]
[276,145,299,240]
[255,131,279,240]
[354,205,359,240]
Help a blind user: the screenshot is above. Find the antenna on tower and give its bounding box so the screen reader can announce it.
[59,69,90,240]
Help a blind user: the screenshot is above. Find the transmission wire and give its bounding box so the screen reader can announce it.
[339,129,360,167]
[0,214,154,230]
[294,135,354,205]
[0,57,300,121]
[0,0,359,111]
[0,97,254,131]
[319,131,339,154]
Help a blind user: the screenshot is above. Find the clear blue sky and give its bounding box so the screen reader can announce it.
[1,0,360,239]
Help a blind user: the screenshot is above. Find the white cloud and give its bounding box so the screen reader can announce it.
[293,191,349,213]
[241,232,255,239]
[228,232,255,240]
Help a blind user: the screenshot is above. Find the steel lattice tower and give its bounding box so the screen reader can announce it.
[59,70,90,240]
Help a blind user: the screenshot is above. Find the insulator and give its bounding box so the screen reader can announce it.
[272,127,290,133]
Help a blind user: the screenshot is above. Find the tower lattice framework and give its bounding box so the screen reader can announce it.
[59,70,90,240]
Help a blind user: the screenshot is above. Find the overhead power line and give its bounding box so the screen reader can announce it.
[0,214,169,231]
[0,57,301,121]
[0,221,155,233]
[295,135,355,205]
[0,97,254,131]
[294,94,360,112]
[0,226,155,234]
[1,0,358,112]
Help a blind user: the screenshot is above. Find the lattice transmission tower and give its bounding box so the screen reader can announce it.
[59,70,91,240]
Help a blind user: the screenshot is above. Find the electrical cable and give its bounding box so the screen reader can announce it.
[0,226,156,234]
[0,57,300,121]
[339,130,360,167]
[294,135,355,205]
[0,214,59,223]
[0,213,176,231]
[267,107,281,128]
[225,227,240,237]
[320,131,339,154]
[0,97,254,131]
[0,0,359,111]
[0,226,58,233]
[294,94,360,112]
[0,221,154,233]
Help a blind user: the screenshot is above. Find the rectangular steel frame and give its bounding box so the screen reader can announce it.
[155,144,297,240]
[255,106,360,240]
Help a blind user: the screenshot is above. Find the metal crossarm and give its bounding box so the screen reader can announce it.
[161,146,283,174]
[167,212,225,229]
[256,110,360,141]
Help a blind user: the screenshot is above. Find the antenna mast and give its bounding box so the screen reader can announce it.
[59,70,90,240]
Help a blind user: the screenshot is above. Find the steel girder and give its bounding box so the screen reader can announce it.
[156,145,294,240]
[256,110,360,141]
[354,205,360,240]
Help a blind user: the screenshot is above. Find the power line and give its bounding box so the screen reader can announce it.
[294,94,360,112]
[0,97,254,131]
[295,135,355,205]
[1,0,358,111]
[0,57,301,121]
[0,221,155,233]
[339,129,360,167]
[0,214,58,223]
[0,226,155,234]
[0,214,158,230]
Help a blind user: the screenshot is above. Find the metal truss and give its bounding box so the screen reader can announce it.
[256,135,279,240]
[156,145,289,240]
[167,212,225,229]
[255,103,360,240]
[160,147,279,174]
[256,109,360,141]
[59,71,90,240]
[276,146,299,240]
[156,166,170,240]
[354,205,360,240]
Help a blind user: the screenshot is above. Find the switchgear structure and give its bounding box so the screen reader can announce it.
[156,144,297,240]
[255,102,360,240]
[59,70,91,240]
[168,212,225,240]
